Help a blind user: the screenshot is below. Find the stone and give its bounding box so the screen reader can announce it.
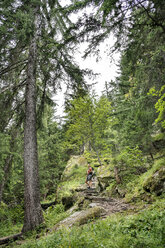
[143,167,165,195]
[53,206,106,230]
[97,165,115,189]
[62,195,76,210]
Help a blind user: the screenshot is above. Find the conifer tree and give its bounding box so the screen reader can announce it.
[0,0,87,232]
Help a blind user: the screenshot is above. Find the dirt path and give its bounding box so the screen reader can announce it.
[78,177,133,216]
[81,186,132,219]
[52,178,134,231]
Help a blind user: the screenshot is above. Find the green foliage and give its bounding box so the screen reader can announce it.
[116,146,146,169]
[43,204,69,228]
[149,85,165,128]
[1,0,165,241]
[38,119,66,199]
[16,201,165,248]
[0,202,23,237]
[64,94,112,157]
[0,133,10,181]
[125,157,165,202]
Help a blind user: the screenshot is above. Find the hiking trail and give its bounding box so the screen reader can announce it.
[52,177,134,231]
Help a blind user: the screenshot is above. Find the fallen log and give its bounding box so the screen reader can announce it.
[0,232,23,245]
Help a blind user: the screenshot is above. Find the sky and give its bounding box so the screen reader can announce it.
[54,39,120,118]
[54,1,120,118]
[74,40,120,95]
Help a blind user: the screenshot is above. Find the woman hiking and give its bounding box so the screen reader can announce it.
[86,164,93,189]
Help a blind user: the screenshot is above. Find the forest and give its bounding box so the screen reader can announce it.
[0,0,165,247]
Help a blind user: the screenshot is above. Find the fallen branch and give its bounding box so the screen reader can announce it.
[0,232,23,245]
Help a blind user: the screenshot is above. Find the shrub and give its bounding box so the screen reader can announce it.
[19,201,165,248]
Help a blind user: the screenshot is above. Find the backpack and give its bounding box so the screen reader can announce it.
[91,167,95,177]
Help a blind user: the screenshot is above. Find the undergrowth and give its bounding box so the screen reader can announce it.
[11,200,165,248]
[0,202,23,237]
[43,203,69,228]
[125,157,165,202]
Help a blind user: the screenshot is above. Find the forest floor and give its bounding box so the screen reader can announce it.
[83,187,134,218]
[51,178,136,231]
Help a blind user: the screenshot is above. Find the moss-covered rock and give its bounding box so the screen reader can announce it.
[61,195,76,210]
[56,155,88,203]
[53,206,105,230]
[143,167,165,195]
[97,164,115,189]
[62,155,87,181]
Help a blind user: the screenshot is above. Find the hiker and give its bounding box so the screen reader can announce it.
[86,164,93,189]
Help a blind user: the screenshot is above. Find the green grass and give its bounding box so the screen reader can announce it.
[1,155,164,247]
[125,157,165,202]
[11,200,165,248]
[57,162,87,200]
[0,202,23,237]
[43,204,70,228]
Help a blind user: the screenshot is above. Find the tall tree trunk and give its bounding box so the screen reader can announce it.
[89,117,102,166]
[114,166,121,184]
[92,143,102,166]
[22,6,43,233]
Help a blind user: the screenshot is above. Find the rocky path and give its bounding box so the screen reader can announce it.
[77,179,132,219]
[53,178,133,230]
[84,190,129,218]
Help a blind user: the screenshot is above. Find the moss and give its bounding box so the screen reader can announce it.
[82,199,90,209]
[76,207,105,225]
[97,164,114,178]
[62,155,87,181]
[57,155,88,203]
[152,132,165,141]
[143,167,165,195]
[97,163,115,190]
[124,158,165,202]
[105,182,117,197]
[103,157,111,164]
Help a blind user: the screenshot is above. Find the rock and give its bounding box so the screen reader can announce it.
[89,203,99,208]
[97,165,115,190]
[56,155,88,203]
[53,206,106,230]
[115,187,126,198]
[67,205,79,214]
[75,185,87,192]
[143,167,165,195]
[62,195,76,210]
[62,155,87,180]
[85,195,113,202]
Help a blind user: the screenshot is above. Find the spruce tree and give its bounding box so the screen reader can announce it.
[0,0,87,232]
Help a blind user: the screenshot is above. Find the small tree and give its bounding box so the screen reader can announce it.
[64,94,112,165]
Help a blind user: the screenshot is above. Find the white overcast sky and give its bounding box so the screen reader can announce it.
[54,40,120,118]
[54,1,120,117]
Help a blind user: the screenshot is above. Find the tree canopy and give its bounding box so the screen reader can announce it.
[0,0,165,238]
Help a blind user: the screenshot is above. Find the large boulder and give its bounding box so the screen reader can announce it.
[56,156,87,204]
[62,155,87,180]
[97,164,115,190]
[143,167,165,196]
[53,206,105,230]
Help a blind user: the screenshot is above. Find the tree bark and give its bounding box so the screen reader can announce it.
[114,166,121,184]
[22,6,43,233]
